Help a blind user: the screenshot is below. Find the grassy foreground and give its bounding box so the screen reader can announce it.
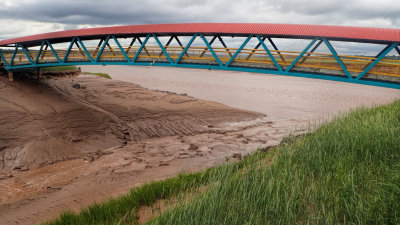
[48,101,400,224]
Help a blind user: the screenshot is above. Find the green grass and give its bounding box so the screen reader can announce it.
[41,66,79,72]
[39,66,112,79]
[45,171,214,225]
[83,72,112,79]
[150,101,400,225]
[45,149,266,225]
[46,101,400,224]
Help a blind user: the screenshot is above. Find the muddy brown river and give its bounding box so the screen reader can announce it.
[82,65,400,120]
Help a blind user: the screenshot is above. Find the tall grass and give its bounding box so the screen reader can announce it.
[45,172,210,225]
[150,101,400,224]
[44,155,265,225]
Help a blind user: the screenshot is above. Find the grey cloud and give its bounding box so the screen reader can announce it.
[1,0,399,28]
[0,0,218,25]
[0,0,399,48]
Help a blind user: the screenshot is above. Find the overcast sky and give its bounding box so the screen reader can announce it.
[0,0,399,54]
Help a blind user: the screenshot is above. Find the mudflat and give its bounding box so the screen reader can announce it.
[0,74,283,225]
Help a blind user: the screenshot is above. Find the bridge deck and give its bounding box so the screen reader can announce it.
[3,45,400,80]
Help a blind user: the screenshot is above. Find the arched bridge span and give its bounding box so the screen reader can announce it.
[0,23,400,88]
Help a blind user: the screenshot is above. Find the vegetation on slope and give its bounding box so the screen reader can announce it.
[151,101,400,224]
[41,66,79,72]
[46,169,214,224]
[46,151,263,225]
[83,71,112,79]
[47,101,400,224]
[40,66,111,79]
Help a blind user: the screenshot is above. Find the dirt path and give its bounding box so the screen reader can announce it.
[1,68,399,225]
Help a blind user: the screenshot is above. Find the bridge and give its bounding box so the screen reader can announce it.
[0,23,399,88]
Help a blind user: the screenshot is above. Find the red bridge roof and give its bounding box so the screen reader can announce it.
[0,23,399,46]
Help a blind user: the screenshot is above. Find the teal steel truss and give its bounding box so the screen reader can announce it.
[0,33,399,89]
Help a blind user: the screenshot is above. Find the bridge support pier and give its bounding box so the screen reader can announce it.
[8,71,13,82]
[36,68,42,79]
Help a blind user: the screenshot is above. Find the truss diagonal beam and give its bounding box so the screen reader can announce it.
[106,43,116,56]
[159,36,174,56]
[356,42,398,80]
[0,51,9,67]
[74,40,86,57]
[396,46,400,56]
[137,37,151,56]
[93,39,104,58]
[40,44,49,61]
[77,37,94,62]
[22,44,34,62]
[361,44,394,70]
[63,37,76,63]
[10,45,19,66]
[375,44,393,58]
[132,34,150,63]
[199,36,217,58]
[201,34,223,67]
[285,38,318,73]
[323,38,352,79]
[218,36,233,57]
[126,37,136,55]
[74,41,84,56]
[245,37,266,60]
[174,36,190,57]
[225,35,252,67]
[20,44,34,65]
[46,41,61,63]
[175,34,197,64]
[153,34,173,64]
[95,35,110,62]
[112,35,130,62]
[34,41,45,64]
[300,39,323,64]
[268,38,285,63]
[256,35,282,72]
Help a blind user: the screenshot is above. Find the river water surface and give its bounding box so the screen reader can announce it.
[81,65,400,121]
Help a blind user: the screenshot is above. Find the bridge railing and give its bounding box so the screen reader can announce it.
[2,45,399,78]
